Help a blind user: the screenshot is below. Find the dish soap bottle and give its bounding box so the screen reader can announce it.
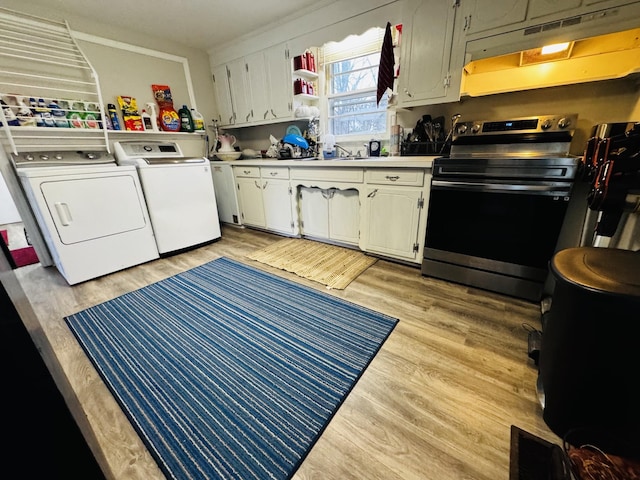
[178,104,194,132]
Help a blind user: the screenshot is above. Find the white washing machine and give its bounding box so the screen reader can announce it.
[114,141,221,255]
[14,151,159,285]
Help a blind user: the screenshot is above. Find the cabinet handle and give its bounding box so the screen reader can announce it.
[254,180,261,189]
[246,112,251,122]
[403,88,413,98]
[385,175,400,181]
[269,172,279,176]
[264,110,269,120]
[263,181,268,189]
[367,189,378,198]
[243,170,251,174]
[321,189,331,200]
[270,109,277,118]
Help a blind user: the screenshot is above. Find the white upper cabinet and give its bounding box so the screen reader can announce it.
[264,43,293,121]
[227,57,253,125]
[212,64,235,126]
[397,0,462,106]
[460,0,529,36]
[527,0,584,20]
[211,43,293,127]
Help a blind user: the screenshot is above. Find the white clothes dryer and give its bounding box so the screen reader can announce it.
[113,141,221,255]
[14,151,159,285]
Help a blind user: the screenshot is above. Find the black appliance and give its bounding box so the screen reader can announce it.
[422,114,581,302]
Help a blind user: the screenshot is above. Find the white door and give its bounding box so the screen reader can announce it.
[364,186,422,260]
[299,186,329,238]
[212,64,235,126]
[236,177,266,227]
[41,174,149,244]
[263,179,294,234]
[329,189,359,244]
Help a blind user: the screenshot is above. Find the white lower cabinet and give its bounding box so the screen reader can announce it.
[233,164,431,264]
[299,186,359,245]
[235,176,266,228]
[361,169,428,262]
[263,178,295,235]
[234,166,295,234]
[362,186,424,261]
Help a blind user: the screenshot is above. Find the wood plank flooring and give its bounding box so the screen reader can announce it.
[11,225,558,480]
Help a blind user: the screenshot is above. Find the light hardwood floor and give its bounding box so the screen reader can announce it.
[11,225,558,480]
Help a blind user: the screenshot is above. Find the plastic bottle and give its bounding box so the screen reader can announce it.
[178,104,194,132]
[144,102,159,131]
[17,96,36,127]
[191,108,205,131]
[84,102,100,129]
[141,109,153,131]
[107,103,121,130]
[38,98,55,127]
[1,99,19,127]
[67,101,86,128]
[49,100,69,127]
[29,97,44,127]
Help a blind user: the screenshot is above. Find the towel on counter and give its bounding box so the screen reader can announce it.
[377,22,394,106]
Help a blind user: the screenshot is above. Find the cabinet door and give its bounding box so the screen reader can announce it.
[363,186,422,261]
[212,64,235,126]
[299,186,329,238]
[227,58,253,125]
[246,51,270,123]
[236,177,265,227]
[263,179,295,234]
[264,42,293,120]
[329,189,360,245]
[527,0,583,19]
[463,0,529,36]
[398,0,459,105]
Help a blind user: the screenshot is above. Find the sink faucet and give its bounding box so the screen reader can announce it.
[334,143,353,158]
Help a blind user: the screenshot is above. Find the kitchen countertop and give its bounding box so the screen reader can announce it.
[211,155,437,168]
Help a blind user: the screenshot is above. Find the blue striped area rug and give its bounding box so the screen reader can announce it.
[65,257,397,480]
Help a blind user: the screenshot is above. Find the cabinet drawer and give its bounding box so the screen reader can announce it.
[261,166,289,179]
[365,169,424,186]
[290,167,364,183]
[233,166,261,178]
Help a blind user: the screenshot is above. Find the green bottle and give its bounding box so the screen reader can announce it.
[178,104,194,132]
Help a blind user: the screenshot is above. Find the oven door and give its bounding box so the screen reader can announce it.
[422,178,573,300]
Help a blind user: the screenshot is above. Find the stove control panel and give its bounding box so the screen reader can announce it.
[454,114,578,138]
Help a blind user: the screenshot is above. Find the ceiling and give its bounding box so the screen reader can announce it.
[24,0,336,51]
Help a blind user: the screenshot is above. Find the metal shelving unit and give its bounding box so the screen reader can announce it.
[0,7,108,154]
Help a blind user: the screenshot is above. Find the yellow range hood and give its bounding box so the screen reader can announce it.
[461,28,640,97]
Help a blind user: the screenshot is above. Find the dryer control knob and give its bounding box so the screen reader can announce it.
[39,154,49,161]
[541,119,553,130]
[54,154,64,161]
[24,154,35,162]
[558,117,572,129]
[85,152,97,160]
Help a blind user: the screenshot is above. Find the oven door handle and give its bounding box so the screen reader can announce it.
[431,180,572,195]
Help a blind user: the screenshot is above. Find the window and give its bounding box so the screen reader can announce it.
[321,28,388,139]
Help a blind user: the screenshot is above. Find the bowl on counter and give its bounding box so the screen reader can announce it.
[215,151,242,161]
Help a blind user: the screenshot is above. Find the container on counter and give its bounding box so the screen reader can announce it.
[107,103,121,130]
[178,104,194,132]
[191,108,205,131]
